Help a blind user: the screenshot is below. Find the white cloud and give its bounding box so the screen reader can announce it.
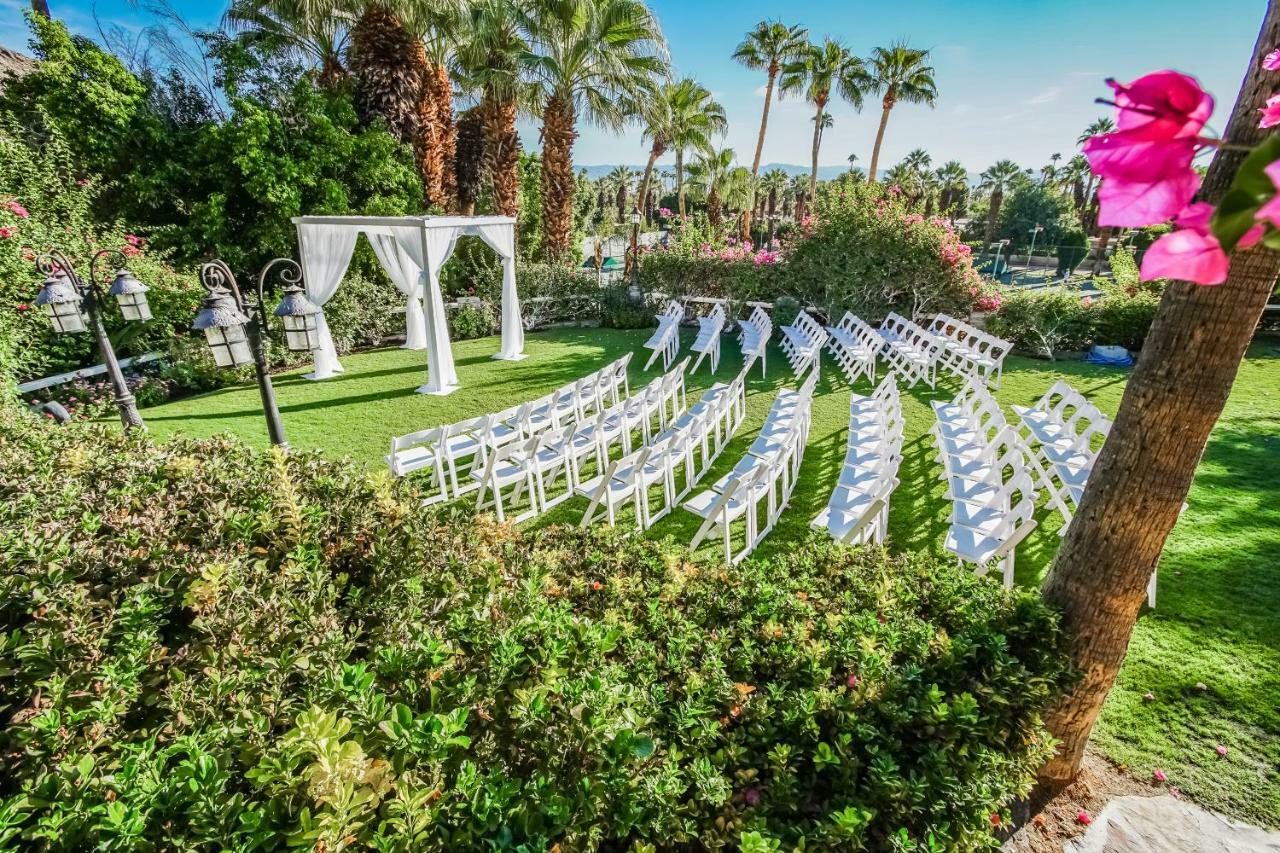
[952,103,973,116]
[1027,86,1064,106]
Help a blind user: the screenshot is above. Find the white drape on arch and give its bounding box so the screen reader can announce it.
[296,223,359,380]
[292,215,520,395]
[366,233,427,350]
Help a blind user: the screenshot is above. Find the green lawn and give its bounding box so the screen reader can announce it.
[138,326,1280,826]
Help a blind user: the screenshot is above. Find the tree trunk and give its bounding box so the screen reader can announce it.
[432,63,458,213]
[809,102,824,203]
[616,182,627,221]
[867,89,896,182]
[746,64,780,238]
[985,189,1003,244]
[349,4,422,147]
[1037,0,1280,792]
[1090,226,1113,276]
[675,149,687,217]
[454,106,485,216]
[318,52,346,89]
[30,0,51,20]
[637,141,664,226]
[707,186,721,227]
[483,94,520,218]
[540,94,578,260]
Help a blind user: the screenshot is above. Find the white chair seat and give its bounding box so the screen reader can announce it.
[945,524,1004,564]
[684,487,749,521]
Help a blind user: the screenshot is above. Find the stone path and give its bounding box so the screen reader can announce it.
[1063,796,1280,853]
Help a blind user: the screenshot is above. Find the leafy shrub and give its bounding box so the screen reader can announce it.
[986,288,1094,359]
[1056,228,1089,277]
[772,294,802,327]
[1092,288,1160,350]
[319,271,404,355]
[0,414,1071,851]
[600,284,658,329]
[996,184,1072,251]
[447,301,498,340]
[517,263,601,329]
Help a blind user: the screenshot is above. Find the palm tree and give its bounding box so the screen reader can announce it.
[687,147,736,227]
[455,0,531,217]
[733,20,810,233]
[520,0,667,260]
[453,106,485,215]
[1060,154,1091,225]
[1076,116,1115,146]
[760,167,789,220]
[864,42,938,183]
[846,152,859,172]
[978,159,1022,243]
[781,38,869,201]
[883,162,916,195]
[413,3,467,210]
[224,0,350,88]
[638,78,725,219]
[348,2,426,147]
[935,160,968,222]
[606,165,639,220]
[791,173,809,223]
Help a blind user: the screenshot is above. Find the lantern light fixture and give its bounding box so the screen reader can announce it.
[34,271,87,334]
[107,268,152,321]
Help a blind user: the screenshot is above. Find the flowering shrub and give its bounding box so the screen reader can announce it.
[0,411,1072,851]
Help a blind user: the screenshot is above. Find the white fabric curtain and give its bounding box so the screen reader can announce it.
[296,223,360,379]
[368,232,427,350]
[474,223,523,360]
[394,225,460,392]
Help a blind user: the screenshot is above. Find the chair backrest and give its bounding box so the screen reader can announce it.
[391,424,444,454]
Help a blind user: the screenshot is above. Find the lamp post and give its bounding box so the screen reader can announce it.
[191,258,322,449]
[1026,224,1044,281]
[31,248,150,430]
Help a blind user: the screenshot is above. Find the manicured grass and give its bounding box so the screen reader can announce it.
[137,326,1280,826]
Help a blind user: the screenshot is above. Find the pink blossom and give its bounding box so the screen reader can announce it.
[1253,161,1280,229]
[1153,769,1167,782]
[1265,49,1280,71]
[1084,71,1213,226]
[1141,204,1229,285]
[658,207,672,217]
[0,226,16,238]
[1216,744,1228,756]
[1169,787,1182,799]
[846,674,860,688]
[6,201,29,219]
[1082,295,1094,306]
[122,245,141,258]
[1259,95,1280,129]
[1077,811,1092,825]
[17,303,29,311]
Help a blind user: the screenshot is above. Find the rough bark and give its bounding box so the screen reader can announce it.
[867,88,896,182]
[415,64,444,207]
[985,189,1003,244]
[349,4,422,147]
[637,141,664,226]
[540,94,578,260]
[745,63,780,237]
[1037,0,1280,791]
[1091,226,1113,276]
[482,94,520,217]
[675,149,686,217]
[809,101,825,202]
[30,0,51,20]
[433,64,458,213]
[707,186,721,227]
[454,106,485,216]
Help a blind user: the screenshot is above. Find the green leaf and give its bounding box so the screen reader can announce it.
[1211,136,1280,251]
[631,736,655,759]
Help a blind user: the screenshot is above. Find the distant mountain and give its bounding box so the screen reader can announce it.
[579,164,649,180]
[578,162,981,185]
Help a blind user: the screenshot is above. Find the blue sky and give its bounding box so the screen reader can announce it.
[0,0,1264,172]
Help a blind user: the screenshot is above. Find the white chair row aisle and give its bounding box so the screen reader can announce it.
[825,312,880,386]
[684,368,817,564]
[780,310,829,378]
[931,379,1040,587]
[877,313,945,389]
[643,299,686,371]
[386,353,633,502]
[578,359,750,529]
[925,314,1012,388]
[474,358,689,523]
[737,306,773,377]
[812,376,902,544]
[690,301,727,375]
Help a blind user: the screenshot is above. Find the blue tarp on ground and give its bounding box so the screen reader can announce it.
[1084,345,1134,367]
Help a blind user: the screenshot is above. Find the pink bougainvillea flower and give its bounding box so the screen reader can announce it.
[1260,95,1280,128]
[1153,769,1168,782]
[1252,161,1280,229]
[1107,71,1214,140]
[17,303,29,311]
[1170,787,1182,799]
[1077,810,1092,826]
[0,226,16,238]
[1265,49,1280,71]
[6,201,29,219]
[1216,744,1228,756]
[1096,166,1200,228]
[846,673,860,689]
[1141,225,1228,285]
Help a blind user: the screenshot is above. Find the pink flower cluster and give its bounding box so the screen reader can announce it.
[5,200,29,219]
[940,241,972,266]
[1083,64,1280,286]
[0,226,16,239]
[752,249,782,265]
[658,207,673,217]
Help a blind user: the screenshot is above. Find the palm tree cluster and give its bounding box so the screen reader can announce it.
[227,0,671,261]
[733,23,939,230]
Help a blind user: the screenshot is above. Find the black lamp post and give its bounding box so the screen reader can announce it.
[628,207,642,296]
[191,258,322,449]
[31,248,150,430]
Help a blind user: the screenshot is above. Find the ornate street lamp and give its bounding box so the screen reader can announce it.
[192,258,321,449]
[31,248,150,430]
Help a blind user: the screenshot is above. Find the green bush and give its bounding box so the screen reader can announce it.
[600,284,658,329]
[986,288,1095,359]
[0,414,1071,851]
[772,294,802,327]
[1055,229,1089,277]
[447,301,498,340]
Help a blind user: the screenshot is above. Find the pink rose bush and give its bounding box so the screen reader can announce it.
[1081,61,1280,286]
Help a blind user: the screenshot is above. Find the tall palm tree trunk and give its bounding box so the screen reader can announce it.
[541,94,578,260]
[1038,2,1280,792]
[637,141,664,226]
[707,186,721,227]
[454,107,485,216]
[30,0,50,20]
[416,62,454,209]
[809,103,825,202]
[1091,227,1113,276]
[746,64,779,235]
[432,64,458,212]
[675,149,687,217]
[867,89,896,182]
[350,4,423,148]
[984,189,1002,244]
[483,94,520,217]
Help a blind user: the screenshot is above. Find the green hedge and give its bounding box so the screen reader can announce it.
[0,413,1071,850]
[986,286,1160,359]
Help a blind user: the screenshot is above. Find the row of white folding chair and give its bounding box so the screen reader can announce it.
[1010,380,1114,525]
[780,310,829,378]
[642,299,686,371]
[737,306,773,378]
[926,314,1012,388]
[386,353,633,490]
[931,381,1039,588]
[474,359,691,523]
[825,312,880,386]
[812,376,902,545]
[877,313,945,389]
[684,369,818,564]
[578,363,749,529]
[690,302,727,375]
